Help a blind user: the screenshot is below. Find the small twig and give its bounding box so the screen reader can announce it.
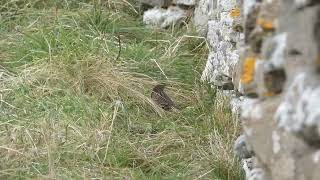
[0,146,23,155]
[25,129,39,157]
[64,123,69,143]
[115,34,121,61]
[152,59,168,79]
[102,102,120,164]
[194,168,215,180]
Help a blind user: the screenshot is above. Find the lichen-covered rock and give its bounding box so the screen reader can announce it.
[275,73,320,146]
[173,0,196,6]
[234,134,254,159]
[243,157,269,180]
[230,96,244,115]
[216,0,238,12]
[233,49,258,97]
[236,0,320,179]
[254,33,287,97]
[143,6,188,28]
[193,0,217,36]
[241,98,280,166]
[278,1,320,80]
[243,0,260,44]
[139,0,172,8]
[201,1,243,88]
[255,0,279,32]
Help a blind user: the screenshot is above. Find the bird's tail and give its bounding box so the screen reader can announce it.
[171,105,180,113]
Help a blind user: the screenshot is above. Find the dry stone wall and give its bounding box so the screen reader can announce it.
[139,0,320,179]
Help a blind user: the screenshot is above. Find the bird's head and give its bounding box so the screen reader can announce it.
[153,83,166,92]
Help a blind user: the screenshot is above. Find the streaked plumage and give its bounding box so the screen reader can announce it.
[151,84,175,111]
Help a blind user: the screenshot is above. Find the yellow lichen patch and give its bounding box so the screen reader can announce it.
[229,7,240,18]
[316,56,320,65]
[256,18,274,30]
[240,57,256,84]
[263,91,275,97]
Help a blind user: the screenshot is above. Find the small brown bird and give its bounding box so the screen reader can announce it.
[151,84,176,111]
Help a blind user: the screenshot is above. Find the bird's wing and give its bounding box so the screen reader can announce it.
[160,92,175,106]
[151,91,172,110]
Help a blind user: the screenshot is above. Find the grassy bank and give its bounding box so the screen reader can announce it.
[0,0,243,179]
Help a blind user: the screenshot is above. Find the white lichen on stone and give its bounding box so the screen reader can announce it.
[241,98,262,120]
[269,33,287,69]
[276,72,320,142]
[247,168,266,180]
[175,0,196,6]
[143,7,187,28]
[244,126,253,136]
[217,0,237,12]
[294,0,308,7]
[230,96,245,115]
[243,158,267,180]
[313,150,320,164]
[275,73,306,132]
[243,0,258,16]
[201,9,241,85]
[303,88,320,130]
[241,98,256,119]
[242,158,253,178]
[261,33,287,73]
[272,131,281,154]
[252,103,263,119]
[193,0,216,36]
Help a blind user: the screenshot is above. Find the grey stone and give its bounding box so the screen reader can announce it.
[139,0,172,7]
[201,8,243,86]
[234,134,254,159]
[173,0,196,6]
[143,6,188,28]
[278,1,319,81]
[254,34,288,97]
[275,73,320,146]
[193,0,217,36]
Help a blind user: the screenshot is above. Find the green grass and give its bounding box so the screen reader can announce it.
[0,0,244,179]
